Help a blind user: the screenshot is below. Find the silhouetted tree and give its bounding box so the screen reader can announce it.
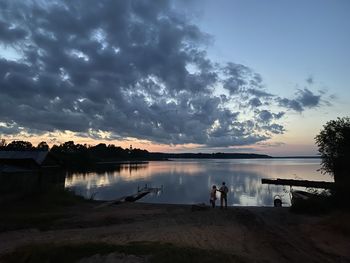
[315,117,350,198]
[130,148,149,159]
[37,141,49,151]
[60,141,78,153]
[89,143,108,159]
[0,138,6,149]
[6,140,33,151]
[50,141,92,169]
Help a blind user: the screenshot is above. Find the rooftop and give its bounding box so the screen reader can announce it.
[0,151,49,165]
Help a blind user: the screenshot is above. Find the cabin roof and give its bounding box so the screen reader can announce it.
[0,151,49,165]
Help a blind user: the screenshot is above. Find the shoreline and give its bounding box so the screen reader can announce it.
[1,200,349,262]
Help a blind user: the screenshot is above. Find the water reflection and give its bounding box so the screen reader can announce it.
[65,159,332,206]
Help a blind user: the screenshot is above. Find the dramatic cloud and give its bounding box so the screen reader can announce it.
[0,122,22,135]
[0,20,27,43]
[0,0,329,147]
[277,88,322,112]
[248,97,262,108]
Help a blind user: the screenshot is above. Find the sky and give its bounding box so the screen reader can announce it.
[0,0,349,156]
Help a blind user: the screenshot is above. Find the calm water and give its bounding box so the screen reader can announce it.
[65,159,332,207]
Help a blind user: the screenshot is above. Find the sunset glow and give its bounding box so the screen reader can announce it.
[1,0,349,156]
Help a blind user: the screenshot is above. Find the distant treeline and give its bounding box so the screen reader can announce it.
[0,139,271,169]
[153,152,272,159]
[0,140,153,169]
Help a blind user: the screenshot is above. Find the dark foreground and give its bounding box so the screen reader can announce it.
[0,199,349,263]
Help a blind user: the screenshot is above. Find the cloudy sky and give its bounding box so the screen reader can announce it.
[0,0,349,156]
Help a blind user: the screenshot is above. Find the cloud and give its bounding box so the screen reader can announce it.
[0,122,21,135]
[0,0,330,148]
[306,76,313,85]
[257,141,286,148]
[277,88,322,112]
[248,97,262,108]
[257,110,273,123]
[296,88,321,107]
[0,20,27,43]
[277,98,302,112]
[261,124,285,134]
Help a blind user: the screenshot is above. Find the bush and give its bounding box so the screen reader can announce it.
[290,191,335,215]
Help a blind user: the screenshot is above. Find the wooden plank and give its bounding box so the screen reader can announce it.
[261,178,335,189]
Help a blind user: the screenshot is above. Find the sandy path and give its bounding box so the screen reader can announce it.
[0,203,349,262]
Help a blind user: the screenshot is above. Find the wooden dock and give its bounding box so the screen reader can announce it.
[96,184,163,208]
[261,178,335,189]
[113,190,150,204]
[113,185,163,204]
[96,185,163,208]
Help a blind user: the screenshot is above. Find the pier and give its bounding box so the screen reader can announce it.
[261,178,335,189]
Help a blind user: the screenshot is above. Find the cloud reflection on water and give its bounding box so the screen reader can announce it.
[65,159,329,206]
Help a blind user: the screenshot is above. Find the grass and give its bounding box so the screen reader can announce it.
[0,242,246,263]
[290,191,335,215]
[290,188,350,215]
[0,187,89,232]
[2,187,87,210]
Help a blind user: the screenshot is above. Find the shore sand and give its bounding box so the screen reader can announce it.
[0,202,349,262]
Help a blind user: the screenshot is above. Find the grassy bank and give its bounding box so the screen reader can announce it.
[0,241,245,263]
[290,190,350,215]
[0,188,89,232]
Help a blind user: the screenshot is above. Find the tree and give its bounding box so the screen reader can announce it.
[37,141,49,151]
[61,141,78,153]
[6,140,33,151]
[315,117,350,196]
[0,138,6,149]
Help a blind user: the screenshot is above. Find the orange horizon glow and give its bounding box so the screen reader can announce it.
[1,131,320,157]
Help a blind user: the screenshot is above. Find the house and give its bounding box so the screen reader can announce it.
[0,151,60,171]
[0,151,63,196]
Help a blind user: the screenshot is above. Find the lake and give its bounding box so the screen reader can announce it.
[65,158,332,207]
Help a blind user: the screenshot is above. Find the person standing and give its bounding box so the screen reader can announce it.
[209,185,217,208]
[219,182,229,209]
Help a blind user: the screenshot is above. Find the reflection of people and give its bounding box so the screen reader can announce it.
[219,182,229,209]
[209,185,217,208]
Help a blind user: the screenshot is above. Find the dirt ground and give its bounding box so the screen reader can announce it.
[0,202,349,263]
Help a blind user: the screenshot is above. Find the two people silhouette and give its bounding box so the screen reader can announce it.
[210,182,229,209]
